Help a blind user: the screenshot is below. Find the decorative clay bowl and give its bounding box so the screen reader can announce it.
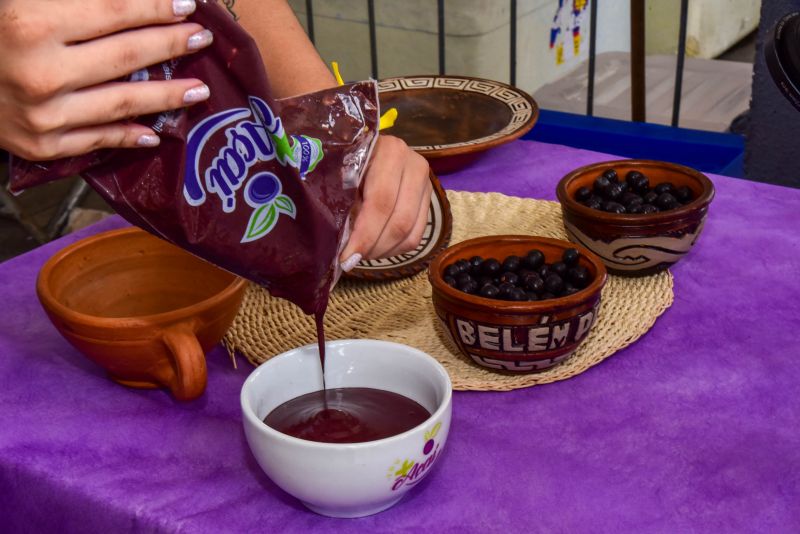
[37,227,247,401]
[241,339,452,518]
[378,75,539,174]
[428,235,607,373]
[557,159,715,275]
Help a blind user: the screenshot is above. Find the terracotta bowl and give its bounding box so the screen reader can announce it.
[557,159,715,275]
[428,236,607,373]
[378,75,539,174]
[37,227,247,401]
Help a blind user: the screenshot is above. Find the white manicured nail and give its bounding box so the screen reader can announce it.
[137,134,160,147]
[187,29,213,50]
[340,253,362,272]
[183,84,210,104]
[173,0,196,17]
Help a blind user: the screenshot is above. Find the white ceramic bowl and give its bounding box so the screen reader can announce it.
[241,339,453,518]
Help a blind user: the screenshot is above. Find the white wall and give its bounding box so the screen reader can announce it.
[596,1,630,54]
[288,0,633,94]
[286,0,754,94]
[646,0,760,58]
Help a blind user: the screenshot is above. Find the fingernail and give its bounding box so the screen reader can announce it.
[340,253,362,272]
[183,84,210,104]
[173,0,196,17]
[187,29,213,50]
[137,134,160,147]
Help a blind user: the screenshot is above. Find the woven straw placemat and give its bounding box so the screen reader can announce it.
[223,191,674,391]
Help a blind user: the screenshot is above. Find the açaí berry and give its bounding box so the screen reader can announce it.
[442,248,593,302]
[576,168,694,214]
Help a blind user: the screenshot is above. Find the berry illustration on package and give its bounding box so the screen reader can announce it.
[242,172,296,243]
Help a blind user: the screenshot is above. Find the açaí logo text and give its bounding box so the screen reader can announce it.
[183,96,323,243]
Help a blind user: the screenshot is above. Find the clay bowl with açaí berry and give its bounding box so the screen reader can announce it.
[557,159,715,275]
[429,236,607,373]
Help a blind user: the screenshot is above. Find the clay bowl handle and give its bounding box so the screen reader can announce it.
[162,324,207,401]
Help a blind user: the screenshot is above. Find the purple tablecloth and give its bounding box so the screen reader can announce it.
[2,140,799,533]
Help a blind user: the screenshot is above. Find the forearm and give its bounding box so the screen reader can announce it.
[230,0,336,98]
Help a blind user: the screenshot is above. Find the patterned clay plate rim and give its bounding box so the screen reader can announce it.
[346,170,453,281]
[377,75,539,159]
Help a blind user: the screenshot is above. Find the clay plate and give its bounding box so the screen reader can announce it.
[378,75,539,174]
[347,171,453,281]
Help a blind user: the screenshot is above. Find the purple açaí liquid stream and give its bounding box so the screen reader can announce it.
[315,311,327,396]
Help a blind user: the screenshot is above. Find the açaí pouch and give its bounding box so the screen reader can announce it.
[10,0,379,316]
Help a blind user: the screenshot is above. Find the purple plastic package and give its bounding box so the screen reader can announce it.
[10,0,379,316]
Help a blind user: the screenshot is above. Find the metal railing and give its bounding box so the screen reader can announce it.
[303,0,692,128]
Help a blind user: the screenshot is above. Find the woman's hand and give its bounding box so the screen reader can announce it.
[0,0,213,160]
[340,135,432,269]
[229,2,432,266]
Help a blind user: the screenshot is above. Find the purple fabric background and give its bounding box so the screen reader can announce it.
[1,140,799,533]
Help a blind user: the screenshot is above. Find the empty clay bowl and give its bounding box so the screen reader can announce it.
[378,75,539,174]
[557,159,715,275]
[37,227,247,400]
[428,235,607,373]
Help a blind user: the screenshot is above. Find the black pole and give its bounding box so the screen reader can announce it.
[305,0,315,44]
[672,0,689,127]
[510,0,517,86]
[587,0,598,116]
[368,0,378,78]
[630,0,646,122]
[438,0,446,75]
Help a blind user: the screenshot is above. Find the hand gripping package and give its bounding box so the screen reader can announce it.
[10,0,379,316]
